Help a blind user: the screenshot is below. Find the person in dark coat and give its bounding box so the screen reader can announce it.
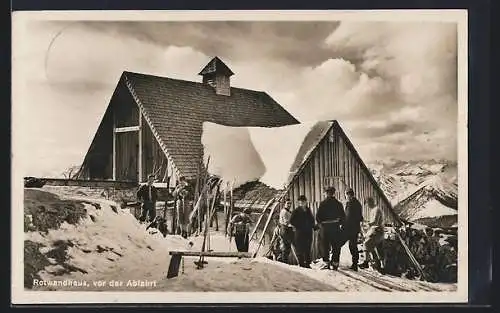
[289,195,315,268]
[229,208,253,252]
[316,186,345,270]
[343,188,364,271]
[136,174,158,223]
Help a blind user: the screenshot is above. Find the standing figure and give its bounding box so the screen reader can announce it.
[316,187,345,270]
[173,176,190,238]
[289,195,315,268]
[136,174,158,223]
[359,197,385,270]
[277,198,294,263]
[229,208,253,252]
[343,188,364,271]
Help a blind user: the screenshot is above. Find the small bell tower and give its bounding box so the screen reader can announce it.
[198,57,234,96]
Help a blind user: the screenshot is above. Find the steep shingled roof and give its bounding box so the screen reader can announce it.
[121,71,299,179]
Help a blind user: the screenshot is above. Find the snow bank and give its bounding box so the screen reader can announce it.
[24,190,456,292]
[201,122,266,189]
[25,193,189,288]
[248,122,317,189]
[201,122,318,189]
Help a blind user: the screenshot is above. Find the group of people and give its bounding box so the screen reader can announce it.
[136,174,193,239]
[136,174,386,272]
[276,186,385,271]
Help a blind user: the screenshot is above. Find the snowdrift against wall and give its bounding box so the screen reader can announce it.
[201,122,266,188]
[201,122,319,190]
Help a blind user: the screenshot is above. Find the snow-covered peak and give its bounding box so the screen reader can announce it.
[367,159,458,228]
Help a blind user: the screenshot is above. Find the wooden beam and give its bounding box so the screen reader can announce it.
[249,197,275,241]
[114,125,140,133]
[138,116,143,182]
[253,201,279,258]
[169,251,252,258]
[166,250,252,279]
[41,178,138,188]
[314,151,321,204]
[112,110,117,180]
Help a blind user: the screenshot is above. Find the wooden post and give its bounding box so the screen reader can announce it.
[197,180,220,267]
[138,115,143,182]
[248,197,274,242]
[252,201,279,258]
[213,190,220,231]
[223,185,228,235]
[172,196,177,234]
[112,110,116,180]
[167,253,182,278]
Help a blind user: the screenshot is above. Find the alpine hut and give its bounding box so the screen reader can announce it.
[75,57,299,187]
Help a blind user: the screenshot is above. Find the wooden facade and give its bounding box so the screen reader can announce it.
[78,83,177,185]
[285,122,400,259]
[77,59,299,184]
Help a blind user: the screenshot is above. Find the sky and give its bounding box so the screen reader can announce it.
[13,19,458,177]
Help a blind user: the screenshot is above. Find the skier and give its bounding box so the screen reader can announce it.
[289,195,315,268]
[229,208,253,252]
[277,198,294,263]
[136,174,158,223]
[359,197,385,270]
[316,186,345,270]
[343,188,364,271]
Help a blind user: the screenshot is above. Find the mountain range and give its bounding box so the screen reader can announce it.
[367,159,458,228]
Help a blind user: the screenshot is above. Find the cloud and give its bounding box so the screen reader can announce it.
[275,21,458,162]
[44,24,210,86]
[349,121,413,139]
[14,20,458,176]
[17,22,213,176]
[81,21,339,67]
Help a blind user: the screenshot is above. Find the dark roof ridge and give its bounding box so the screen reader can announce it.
[122,70,270,94]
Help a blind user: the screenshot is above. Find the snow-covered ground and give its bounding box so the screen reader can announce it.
[24,187,456,293]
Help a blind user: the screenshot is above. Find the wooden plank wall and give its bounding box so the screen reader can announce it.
[141,116,170,183]
[115,131,138,181]
[286,127,396,260]
[77,107,114,180]
[113,92,141,181]
[114,92,139,128]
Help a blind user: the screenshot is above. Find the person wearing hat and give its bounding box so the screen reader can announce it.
[316,186,345,270]
[343,187,364,271]
[289,195,316,268]
[277,198,294,263]
[136,174,158,223]
[229,208,253,252]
